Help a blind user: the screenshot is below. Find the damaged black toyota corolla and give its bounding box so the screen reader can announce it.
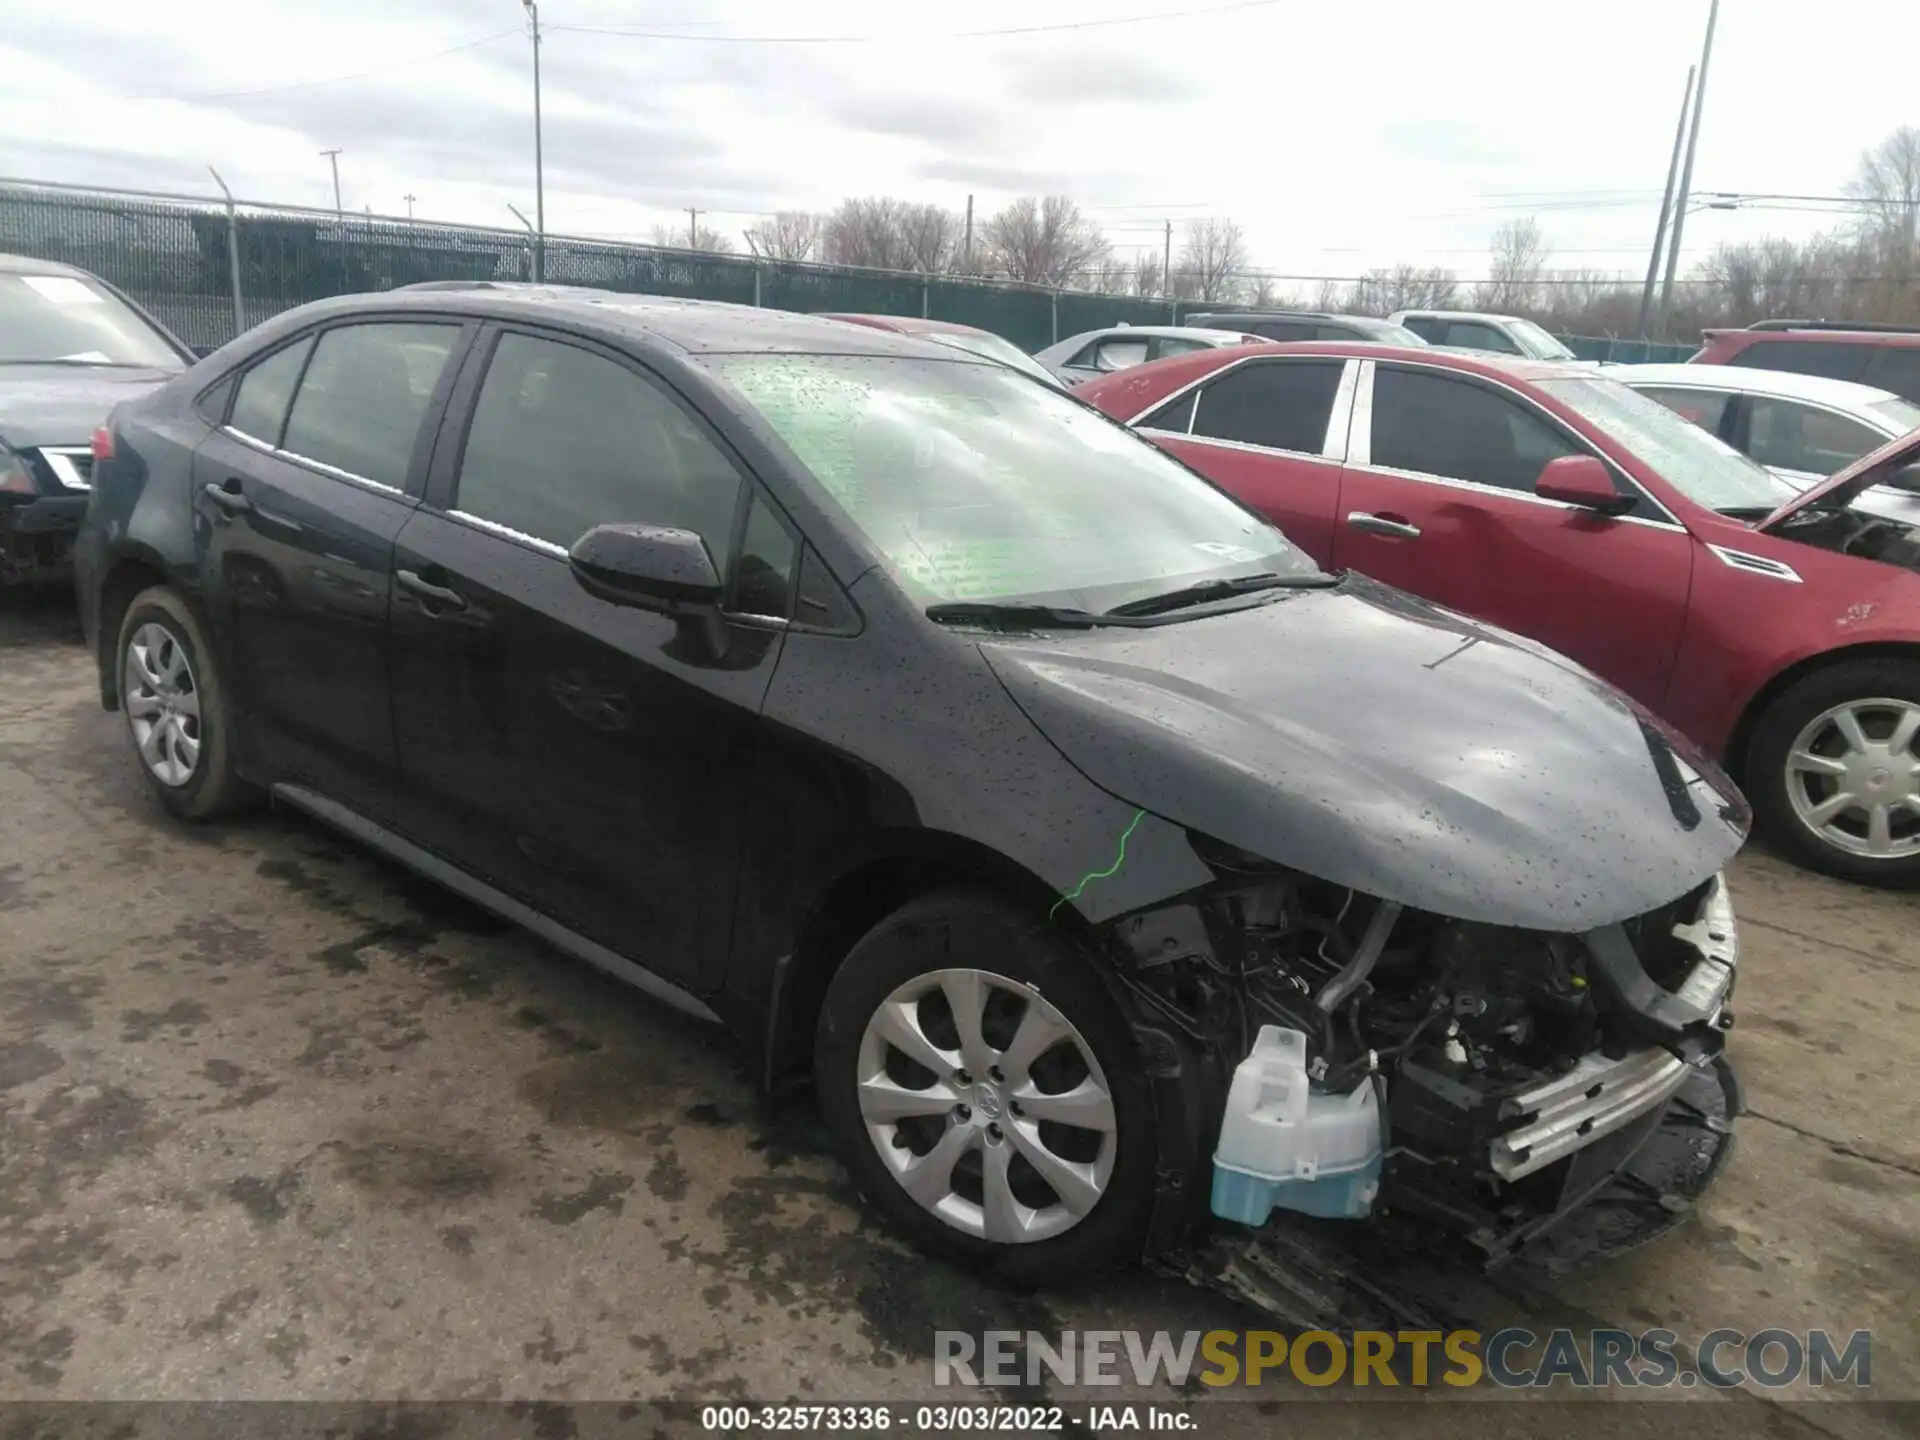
[76,289,1744,1287]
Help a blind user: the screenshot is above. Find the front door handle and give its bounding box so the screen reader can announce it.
[1346,510,1421,541]
[204,480,252,518]
[395,568,469,612]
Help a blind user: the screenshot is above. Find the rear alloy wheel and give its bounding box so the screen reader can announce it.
[125,621,203,787]
[1748,659,1920,886]
[815,891,1160,1283]
[114,586,255,821]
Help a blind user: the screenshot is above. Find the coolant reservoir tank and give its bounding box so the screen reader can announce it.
[1211,1025,1384,1224]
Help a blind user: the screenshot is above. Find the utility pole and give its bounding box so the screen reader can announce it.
[1163,220,1174,314]
[523,0,545,282]
[1658,0,1719,330]
[963,194,974,269]
[688,208,700,248]
[319,149,343,215]
[404,193,416,220]
[1637,65,1695,337]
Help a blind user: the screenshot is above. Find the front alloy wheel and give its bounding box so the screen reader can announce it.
[856,968,1117,1245]
[124,620,203,787]
[1783,697,1920,863]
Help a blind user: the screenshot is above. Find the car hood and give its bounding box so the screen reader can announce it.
[0,365,178,449]
[1762,427,1920,530]
[981,575,1748,932]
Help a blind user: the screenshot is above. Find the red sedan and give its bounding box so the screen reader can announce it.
[1079,342,1920,885]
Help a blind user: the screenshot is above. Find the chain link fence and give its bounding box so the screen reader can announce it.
[1,177,1682,359]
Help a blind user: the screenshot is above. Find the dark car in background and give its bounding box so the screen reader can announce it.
[1186,310,1429,347]
[1691,320,1920,404]
[0,253,193,586]
[76,286,1743,1282]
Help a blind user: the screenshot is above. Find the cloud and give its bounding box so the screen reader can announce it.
[1376,119,1521,168]
[993,46,1202,105]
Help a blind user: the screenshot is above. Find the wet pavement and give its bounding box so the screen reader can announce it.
[1,589,1914,1436]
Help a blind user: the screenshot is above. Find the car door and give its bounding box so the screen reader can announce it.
[192,317,468,820]
[1332,360,1695,712]
[1133,356,1356,564]
[1729,393,1891,482]
[387,326,797,992]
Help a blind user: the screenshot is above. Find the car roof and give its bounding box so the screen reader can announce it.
[288,284,979,360]
[0,251,92,278]
[1066,324,1248,342]
[815,312,997,340]
[1388,309,1525,323]
[1615,362,1910,414]
[1217,339,1589,380]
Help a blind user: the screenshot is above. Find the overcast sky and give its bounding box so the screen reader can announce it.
[3,0,1915,283]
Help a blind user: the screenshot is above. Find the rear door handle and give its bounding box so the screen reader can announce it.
[1345,511,1421,540]
[204,480,252,518]
[395,568,469,612]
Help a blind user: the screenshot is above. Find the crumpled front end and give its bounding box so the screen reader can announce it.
[1099,840,1741,1270]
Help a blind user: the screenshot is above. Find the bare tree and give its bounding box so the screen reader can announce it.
[1476,217,1550,311]
[650,222,733,254]
[1348,264,1458,314]
[1177,218,1246,304]
[1088,255,1134,295]
[1128,252,1163,298]
[1846,125,1920,278]
[820,197,913,270]
[745,211,822,262]
[898,202,964,274]
[1311,277,1349,312]
[982,195,1110,287]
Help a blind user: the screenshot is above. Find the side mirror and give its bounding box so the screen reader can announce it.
[1535,455,1636,516]
[1884,460,1920,495]
[569,523,722,609]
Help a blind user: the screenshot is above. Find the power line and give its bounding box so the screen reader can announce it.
[550,0,1285,44]
[106,27,522,103]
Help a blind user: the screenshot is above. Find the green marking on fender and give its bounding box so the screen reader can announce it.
[1051,809,1147,920]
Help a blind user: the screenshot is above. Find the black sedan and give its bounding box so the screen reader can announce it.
[76,285,1746,1282]
[1,252,193,585]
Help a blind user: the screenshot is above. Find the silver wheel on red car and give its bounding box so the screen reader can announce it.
[854,967,1117,1245]
[1783,698,1920,861]
[123,620,202,787]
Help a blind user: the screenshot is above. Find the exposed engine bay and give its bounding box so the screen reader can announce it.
[1105,836,1740,1274]
[1770,502,1920,571]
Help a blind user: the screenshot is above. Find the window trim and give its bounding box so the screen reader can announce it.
[1128,355,1359,464]
[1348,358,1684,531]
[428,320,800,625]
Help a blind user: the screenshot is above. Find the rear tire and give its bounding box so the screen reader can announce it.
[814,891,1161,1285]
[1745,657,1920,887]
[114,586,256,821]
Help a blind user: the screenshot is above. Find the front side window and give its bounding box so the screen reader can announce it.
[0,271,185,369]
[1152,337,1212,360]
[228,336,314,447]
[1371,367,1575,491]
[711,353,1315,612]
[455,332,743,556]
[1505,317,1576,360]
[1441,322,1523,355]
[1744,398,1885,475]
[733,493,798,619]
[1192,361,1343,455]
[281,323,458,488]
[1399,316,1445,343]
[1636,385,1731,433]
[1536,376,1795,513]
[1864,347,1920,405]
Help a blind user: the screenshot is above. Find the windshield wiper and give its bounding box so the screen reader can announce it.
[1104,571,1337,617]
[925,601,1105,630]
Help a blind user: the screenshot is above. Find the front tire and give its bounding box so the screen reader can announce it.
[115,586,255,821]
[1746,658,1920,886]
[814,891,1160,1285]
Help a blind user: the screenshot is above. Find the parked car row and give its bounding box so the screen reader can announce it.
[74,282,1748,1286]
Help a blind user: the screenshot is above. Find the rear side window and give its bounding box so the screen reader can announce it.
[454,332,744,557]
[1093,338,1150,371]
[1729,339,1870,384]
[1863,346,1920,404]
[281,323,459,487]
[1400,316,1445,343]
[1191,361,1343,454]
[1372,367,1576,491]
[1742,398,1884,475]
[1151,337,1212,360]
[1245,321,1315,342]
[228,337,313,446]
[1636,385,1731,433]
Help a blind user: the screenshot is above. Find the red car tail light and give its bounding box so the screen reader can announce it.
[91,427,116,462]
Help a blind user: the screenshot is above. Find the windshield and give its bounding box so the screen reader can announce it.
[711,353,1319,611]
[1869,396,1920,436]
[1536,376,1796,512]
[927,330,1066,389]
[0,272,185,368]
[1507,317,1576,360]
